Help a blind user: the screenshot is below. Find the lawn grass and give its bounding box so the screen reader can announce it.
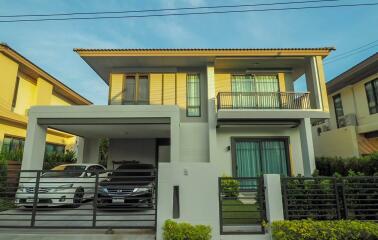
[222,199,262,225]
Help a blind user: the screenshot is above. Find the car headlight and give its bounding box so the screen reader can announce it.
[17,184,26,193]
[49,184,74,193]
[100,186,108,193]
[132,188,150,193]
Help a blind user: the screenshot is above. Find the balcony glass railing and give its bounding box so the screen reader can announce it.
[217,92,311,110]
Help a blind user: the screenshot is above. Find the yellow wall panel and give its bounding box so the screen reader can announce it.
[0,53,19,110]
[176,73,187,109]
[215,73,231,96]
[13,75,36,116]
[109,73,124,105]
[34,77,53,105]
[149,73,163,105]
[50,93,71,106]
[278,73,286,92]
[163,73,176,105]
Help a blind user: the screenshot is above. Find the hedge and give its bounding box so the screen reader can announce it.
[163,219,211,240]
[271,220,378,240]
[315,153,378,176]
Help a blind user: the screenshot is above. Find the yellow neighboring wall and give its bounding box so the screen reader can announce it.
[0,44,91,153]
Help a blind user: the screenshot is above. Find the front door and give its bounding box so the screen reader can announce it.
[233,138,290,178]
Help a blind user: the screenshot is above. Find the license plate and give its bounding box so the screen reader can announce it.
[26,198,34,203]
[113,198,124,203]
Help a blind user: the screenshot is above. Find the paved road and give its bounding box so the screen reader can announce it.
[0,201,155,228]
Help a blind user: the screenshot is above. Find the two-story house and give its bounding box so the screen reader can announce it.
[0,43,91,159]
[313,53,378,158]
[20,47,332,238]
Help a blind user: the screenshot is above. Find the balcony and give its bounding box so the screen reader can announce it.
[217,92,311,110]
[216,92,329,126]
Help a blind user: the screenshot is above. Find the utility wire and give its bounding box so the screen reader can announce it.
[0,2,377,23]
[0,0,349,18]
[325,39,378,61]
[325,43,378,64]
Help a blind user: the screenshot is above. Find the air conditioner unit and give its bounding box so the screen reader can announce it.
[338,114,357,128]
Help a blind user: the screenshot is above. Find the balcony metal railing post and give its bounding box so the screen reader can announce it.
[217,92,311,110]
[31,171,41,227]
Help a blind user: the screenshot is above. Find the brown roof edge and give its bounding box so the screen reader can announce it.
[0,43,92,105]
[327,52,378,94]
[74,47,336,51]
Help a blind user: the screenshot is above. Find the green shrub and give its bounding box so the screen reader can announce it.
[43,150,77,169]
[316,153,378,176]
[271,220,378,240]
[162,219,211,240]
[220,175,240,198]
[0,149,23,162]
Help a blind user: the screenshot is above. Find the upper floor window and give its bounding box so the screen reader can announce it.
[231,74,279,93]
[365,78,378,114]
[123,74,149,105]
[333,94,344,128]
[186,74,201,117]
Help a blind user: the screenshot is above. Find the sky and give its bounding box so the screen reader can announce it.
[0,0,377,104]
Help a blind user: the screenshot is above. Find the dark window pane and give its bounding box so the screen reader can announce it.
[138,75,149,104]
[124,76,136,104]
[365,80,378,114]
[333,94,344,128]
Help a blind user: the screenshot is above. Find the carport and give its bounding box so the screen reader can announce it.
[22,105,180,171]
[4,104,180,231]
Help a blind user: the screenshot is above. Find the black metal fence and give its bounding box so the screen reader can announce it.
[0,169,157,229]
[217,92,311,110]
[281,176,378,221]
[218,177,266,235]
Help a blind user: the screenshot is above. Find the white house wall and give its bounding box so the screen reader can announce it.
[179,122,209,163]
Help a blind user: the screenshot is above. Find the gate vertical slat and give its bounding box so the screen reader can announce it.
[334,178,341,219]
[31,171,41,227]
[92,172,99,227]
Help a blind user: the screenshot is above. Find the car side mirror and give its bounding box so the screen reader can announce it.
[86,172,92,177]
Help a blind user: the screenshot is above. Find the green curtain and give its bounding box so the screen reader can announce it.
[235,140,288,178]
[231,75,255,108]
[231,75,279,108]
[260,141,288,176]
[254,75,280,108]
[187,74,200,116]
[235,141,261,178]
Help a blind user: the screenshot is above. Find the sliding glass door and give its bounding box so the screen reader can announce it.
[231,75,280,109]
[233,138,289,178]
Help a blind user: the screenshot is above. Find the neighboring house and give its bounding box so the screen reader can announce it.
[20,47,332,238]
[0,43,91,159]
[313,53,378,158]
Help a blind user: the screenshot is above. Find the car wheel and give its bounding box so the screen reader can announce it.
[73,188,84,208]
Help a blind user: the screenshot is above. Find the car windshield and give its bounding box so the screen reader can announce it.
[42,165,87,178]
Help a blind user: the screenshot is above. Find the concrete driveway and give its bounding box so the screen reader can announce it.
[0,201,155,228]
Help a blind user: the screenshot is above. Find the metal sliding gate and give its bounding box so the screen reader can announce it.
[0,168,158,229]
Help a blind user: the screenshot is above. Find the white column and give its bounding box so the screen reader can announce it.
[264,174,284,223]
[299,118,316,176]
[170,114,180,163]
[75,137,85,164]
[82,138,100,164]
[207,64,217,163]
[309,56,323,110]
[21,113,47,170]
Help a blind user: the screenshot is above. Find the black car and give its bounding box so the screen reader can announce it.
[97,162,155,208]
